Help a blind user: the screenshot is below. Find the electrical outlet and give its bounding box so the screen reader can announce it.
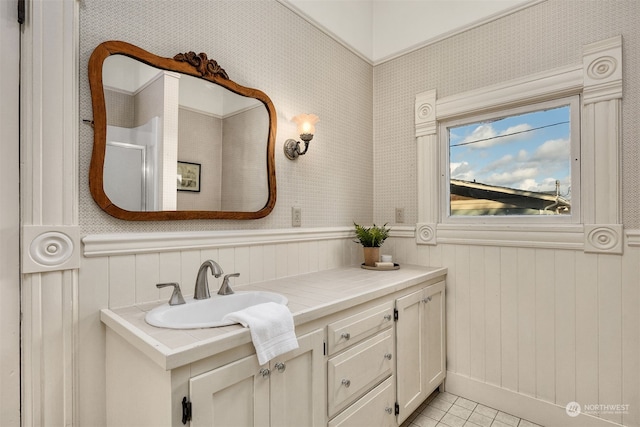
[292,207,302,227]
[395,207,405,223]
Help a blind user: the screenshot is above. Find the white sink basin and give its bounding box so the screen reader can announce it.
[145,291,288,329]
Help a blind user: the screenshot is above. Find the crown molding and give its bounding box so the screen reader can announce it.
[278,0,546,66]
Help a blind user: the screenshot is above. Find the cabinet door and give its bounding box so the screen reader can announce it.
[395,288,425,423]
[270,329,325,427]
[424,281,445,392]
[395,281,446,424]
[189,355,270,427]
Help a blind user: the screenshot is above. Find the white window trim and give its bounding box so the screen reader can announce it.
[440,95,581,225]
[415,36,623,254]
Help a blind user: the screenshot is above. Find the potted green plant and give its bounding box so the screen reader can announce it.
[354,222,391,267]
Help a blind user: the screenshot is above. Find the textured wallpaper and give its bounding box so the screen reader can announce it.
[79,0,374,234]
[373,0,640,228]
[81,0,639,234]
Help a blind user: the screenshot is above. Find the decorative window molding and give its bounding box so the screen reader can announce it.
[415,36,623,254]
[584,224,623,254]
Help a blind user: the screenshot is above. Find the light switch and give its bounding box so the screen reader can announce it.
[292,207,302,227]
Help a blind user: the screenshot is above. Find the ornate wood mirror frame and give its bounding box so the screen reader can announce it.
[88,40,277,220]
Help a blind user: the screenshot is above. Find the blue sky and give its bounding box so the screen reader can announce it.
[449,105,572,199]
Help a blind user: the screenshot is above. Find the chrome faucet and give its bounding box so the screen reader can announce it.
[194,260,224,299]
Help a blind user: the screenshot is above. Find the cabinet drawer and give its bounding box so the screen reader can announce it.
[327,301,394,354]
[327,328,394,417]
[328,377,396,427]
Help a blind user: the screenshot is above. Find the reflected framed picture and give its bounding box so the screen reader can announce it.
[177,161,201,192]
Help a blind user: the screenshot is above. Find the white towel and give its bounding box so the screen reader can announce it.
[222,302,299,365]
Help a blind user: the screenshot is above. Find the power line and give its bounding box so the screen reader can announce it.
[450,121,569,148]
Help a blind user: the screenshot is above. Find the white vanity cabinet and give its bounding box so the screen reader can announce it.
[104,328,324,427]
[395,281,446,424]
[325,280,445,426]
[189,329,325,427]
[189,353,268,427]
[326,301,396,424]
[101,265,447,427]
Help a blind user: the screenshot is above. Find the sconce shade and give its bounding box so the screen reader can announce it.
[292,114,319,136]
[284,113,319,160]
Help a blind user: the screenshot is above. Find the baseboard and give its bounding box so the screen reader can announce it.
[445,372,623,427]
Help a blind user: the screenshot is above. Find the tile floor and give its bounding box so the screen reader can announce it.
[401,391,543,427]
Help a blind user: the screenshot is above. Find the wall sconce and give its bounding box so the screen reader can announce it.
[284,114,319,160]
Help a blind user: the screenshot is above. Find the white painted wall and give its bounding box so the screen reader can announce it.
[284,0,531,63]
[0,1,21,425]
[283,0,374,60]
[371,0,531,62]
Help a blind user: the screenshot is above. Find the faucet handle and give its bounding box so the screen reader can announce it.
[156,282,186,306]
[218,273,240,295]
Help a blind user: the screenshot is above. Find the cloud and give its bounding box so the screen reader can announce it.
[531,138,570,161]
[517,179,542,192]
[480,138,569,178]
[458,123,533,149]
[485,154,514,171]
[450,161,475,181]
[486,167,539,187]
[517,149,528,162]
[450,125,572,197]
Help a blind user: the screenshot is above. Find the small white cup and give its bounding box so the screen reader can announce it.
[380,255,392,263]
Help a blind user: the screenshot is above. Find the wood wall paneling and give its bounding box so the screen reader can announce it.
[383,238,640,427]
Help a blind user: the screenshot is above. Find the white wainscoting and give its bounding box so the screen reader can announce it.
[78,227,362,426]
[77,227,640,427]
[383,232,640,427]
[81,227,361,308]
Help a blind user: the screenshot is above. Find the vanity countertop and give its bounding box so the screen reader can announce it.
[101,264,447,370]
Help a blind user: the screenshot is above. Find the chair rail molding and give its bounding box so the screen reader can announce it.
[415,36,624,254]
[82,226,355,257]
[627,229,640,247]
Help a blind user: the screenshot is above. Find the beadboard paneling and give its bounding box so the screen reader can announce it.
[0,1,21,425]
[384,236,640,427]
[82,233,362,309]
[77,230,362,426]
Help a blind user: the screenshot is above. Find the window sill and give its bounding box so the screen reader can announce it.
[415,222,624,254]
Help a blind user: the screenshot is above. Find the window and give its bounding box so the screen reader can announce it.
[441,96,580,223]
[416,37,622,251]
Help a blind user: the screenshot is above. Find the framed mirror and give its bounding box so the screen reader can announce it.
[88,41,277,220]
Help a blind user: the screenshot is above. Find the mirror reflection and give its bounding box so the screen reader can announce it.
[102,55,269,213]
